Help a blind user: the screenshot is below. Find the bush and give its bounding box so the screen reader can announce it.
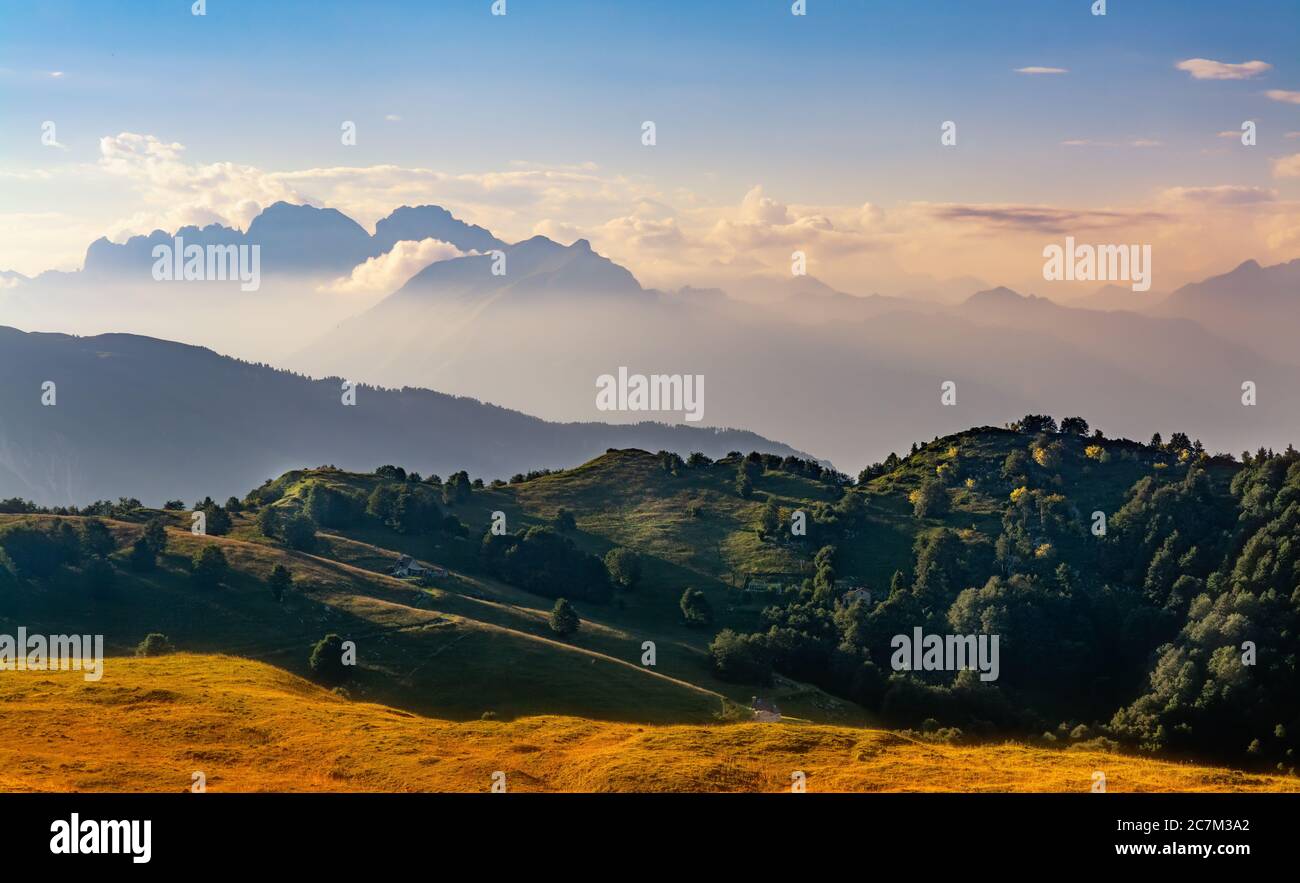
[281,513,318,552]
[308,633,352,685]
[256,506,281,539]
[268,563,292,602]
[604,547,641,591]
[191,545,229,589]
[549,598,580,637]
[136,633,175,657]
[128,537,157,572]
[680,587,713,626]
[908,480,949,518]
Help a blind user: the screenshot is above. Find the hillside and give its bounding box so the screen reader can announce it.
[2,655,1292,793]
[0,325,812,506]
[3,419,1298,780]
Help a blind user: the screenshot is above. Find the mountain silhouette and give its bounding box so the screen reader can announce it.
[0,326,814,506]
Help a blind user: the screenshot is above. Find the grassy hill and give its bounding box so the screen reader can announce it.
[3,422,1294,786]
[2,654,1292,793]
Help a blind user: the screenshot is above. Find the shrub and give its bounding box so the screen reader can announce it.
[268,564,292,602]
[308,633,352,685]
[604,547,641,591]
[191,545,229,589]
[136,633,175,657]
[549,598,580,637]
[680,587,713,626]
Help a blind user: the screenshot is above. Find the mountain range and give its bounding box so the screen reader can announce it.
[0,326,811,506]
[3,199,1299,489]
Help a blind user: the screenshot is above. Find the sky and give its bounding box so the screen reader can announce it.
[2,0,1299,294]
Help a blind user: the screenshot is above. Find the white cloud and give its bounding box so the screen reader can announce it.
[1272,153,1300,178]
[321,238,467,295]
[1266,89,1300,105]
[1175,58,1272,80]
[1015,66,1068,75]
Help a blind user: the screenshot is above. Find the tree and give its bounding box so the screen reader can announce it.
[736,471,754,500]
[135,633,175,657]
[257,506,280,539]
[0,524,63,579]
[308,633,352,685]
[909,480,949,518]
[604,547,641,591]
[680,587,713,625]
[281,513,317,551]
[143,517,168,553]
[1060,416,1089,436]
[80,519,116,558]
[191,545,229,589]
[163,499,186,511]
[442,471,472,505]
[1150,432,1163,449]
[759,499,782,538]
[225,496,243,514]
[268,564,292,602]
[128,536,157,572]
[84,555,115,598]
[549,598,580,637]
[708,629,772,684]
[553,508,577,532]
[197,498,232,536]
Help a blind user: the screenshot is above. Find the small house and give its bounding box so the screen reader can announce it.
[840,586,872,607]
[389,554,443,579]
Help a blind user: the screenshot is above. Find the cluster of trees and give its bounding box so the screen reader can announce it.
[0,517,121,595]
[708,423,1300,769]
[480,527,612,603]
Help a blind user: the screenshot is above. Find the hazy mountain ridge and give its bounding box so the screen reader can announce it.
[0,326,814,506]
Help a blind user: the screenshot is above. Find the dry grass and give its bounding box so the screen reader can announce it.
[1,654,1293,793]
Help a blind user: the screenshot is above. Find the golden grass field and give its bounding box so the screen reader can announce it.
[1,654,1294,793]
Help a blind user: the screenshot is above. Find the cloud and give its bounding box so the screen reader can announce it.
[739,185,791,225]
[1161,185,1276,205]
[1266,89,1300,105]
[1061,139,1163,148]
[923,203,1168,233]
[1015,66,1068,75]
[1272,153,1300,178]
[1175,58,1272,80]
[49,71,63,78]
[97,132,306,238]
[321,237,467,295]
[384,114,402,122]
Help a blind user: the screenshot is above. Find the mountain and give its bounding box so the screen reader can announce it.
[372,204,505,255]
[0,326,814,506]
[387,234,644,305]
[75,202,502,280]
[1154,257,1300,366]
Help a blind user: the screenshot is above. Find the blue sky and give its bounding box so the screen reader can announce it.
[2,0,1298,287]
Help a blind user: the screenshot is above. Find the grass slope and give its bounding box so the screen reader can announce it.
[1,655,1292,793]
